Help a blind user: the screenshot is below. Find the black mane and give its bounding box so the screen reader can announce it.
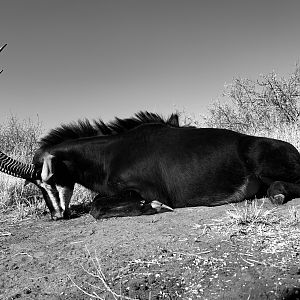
[39,111,180,150]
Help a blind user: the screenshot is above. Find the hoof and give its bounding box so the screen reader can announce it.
[51,210,65,220]
[270,193,285,205]
[150,200,174,212]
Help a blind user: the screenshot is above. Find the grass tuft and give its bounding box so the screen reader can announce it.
[226,199,279,226]
[212,200,300,258]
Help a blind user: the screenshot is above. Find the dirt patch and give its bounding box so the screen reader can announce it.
[1,199,300,299]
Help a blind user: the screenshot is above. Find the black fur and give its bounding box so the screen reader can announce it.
[38,123,300,218]
[39,111,179,150]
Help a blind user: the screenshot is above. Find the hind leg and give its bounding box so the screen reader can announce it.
[246,136,300,204]
[267,181,300,205]
[260,174,300,205]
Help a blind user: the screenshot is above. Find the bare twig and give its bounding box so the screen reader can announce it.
[173,250,211,257]
[0,43,7,75]
[0,44,7,53]
[0,231,11,236]
[69,245,138,300]
[68,275,104,299]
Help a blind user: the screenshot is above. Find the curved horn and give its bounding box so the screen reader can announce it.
[0,151,39,180]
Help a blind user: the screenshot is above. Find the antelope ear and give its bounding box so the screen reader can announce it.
[168,114,179,127]
[41,154,55,183]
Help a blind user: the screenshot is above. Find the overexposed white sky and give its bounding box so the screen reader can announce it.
[1,0,300,129]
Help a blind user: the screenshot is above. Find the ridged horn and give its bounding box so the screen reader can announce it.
[0,151,39,180]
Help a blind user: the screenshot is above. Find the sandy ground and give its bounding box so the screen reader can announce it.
[1,200,300,300]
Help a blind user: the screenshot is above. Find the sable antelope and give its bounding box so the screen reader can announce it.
[1,112,300,221]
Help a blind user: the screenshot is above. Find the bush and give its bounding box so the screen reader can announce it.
[204,64,300,134]
[0,114,43,161]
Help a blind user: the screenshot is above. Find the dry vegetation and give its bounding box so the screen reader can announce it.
[1,65,300,219]
[0,115,94,220]
[0,115,44,218]
[1,66,300,299]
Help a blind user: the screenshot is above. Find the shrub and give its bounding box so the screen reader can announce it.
[0,114,43,161]
[204,64,300,135]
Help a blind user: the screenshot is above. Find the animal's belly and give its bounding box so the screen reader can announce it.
[175,175,261,207]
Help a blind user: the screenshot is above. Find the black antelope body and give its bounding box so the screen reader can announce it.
[1,111,300,221]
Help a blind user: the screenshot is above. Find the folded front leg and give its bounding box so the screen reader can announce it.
[89,191,173,219]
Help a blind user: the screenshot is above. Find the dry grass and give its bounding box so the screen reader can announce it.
[195,199,300,265]
[226,198,279,226]
[0,176,94,221]
[0,115,93,219]
[0,174,46,221]
[0,115,43,217]
[227,199,300,226]
[219,199,300,258]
